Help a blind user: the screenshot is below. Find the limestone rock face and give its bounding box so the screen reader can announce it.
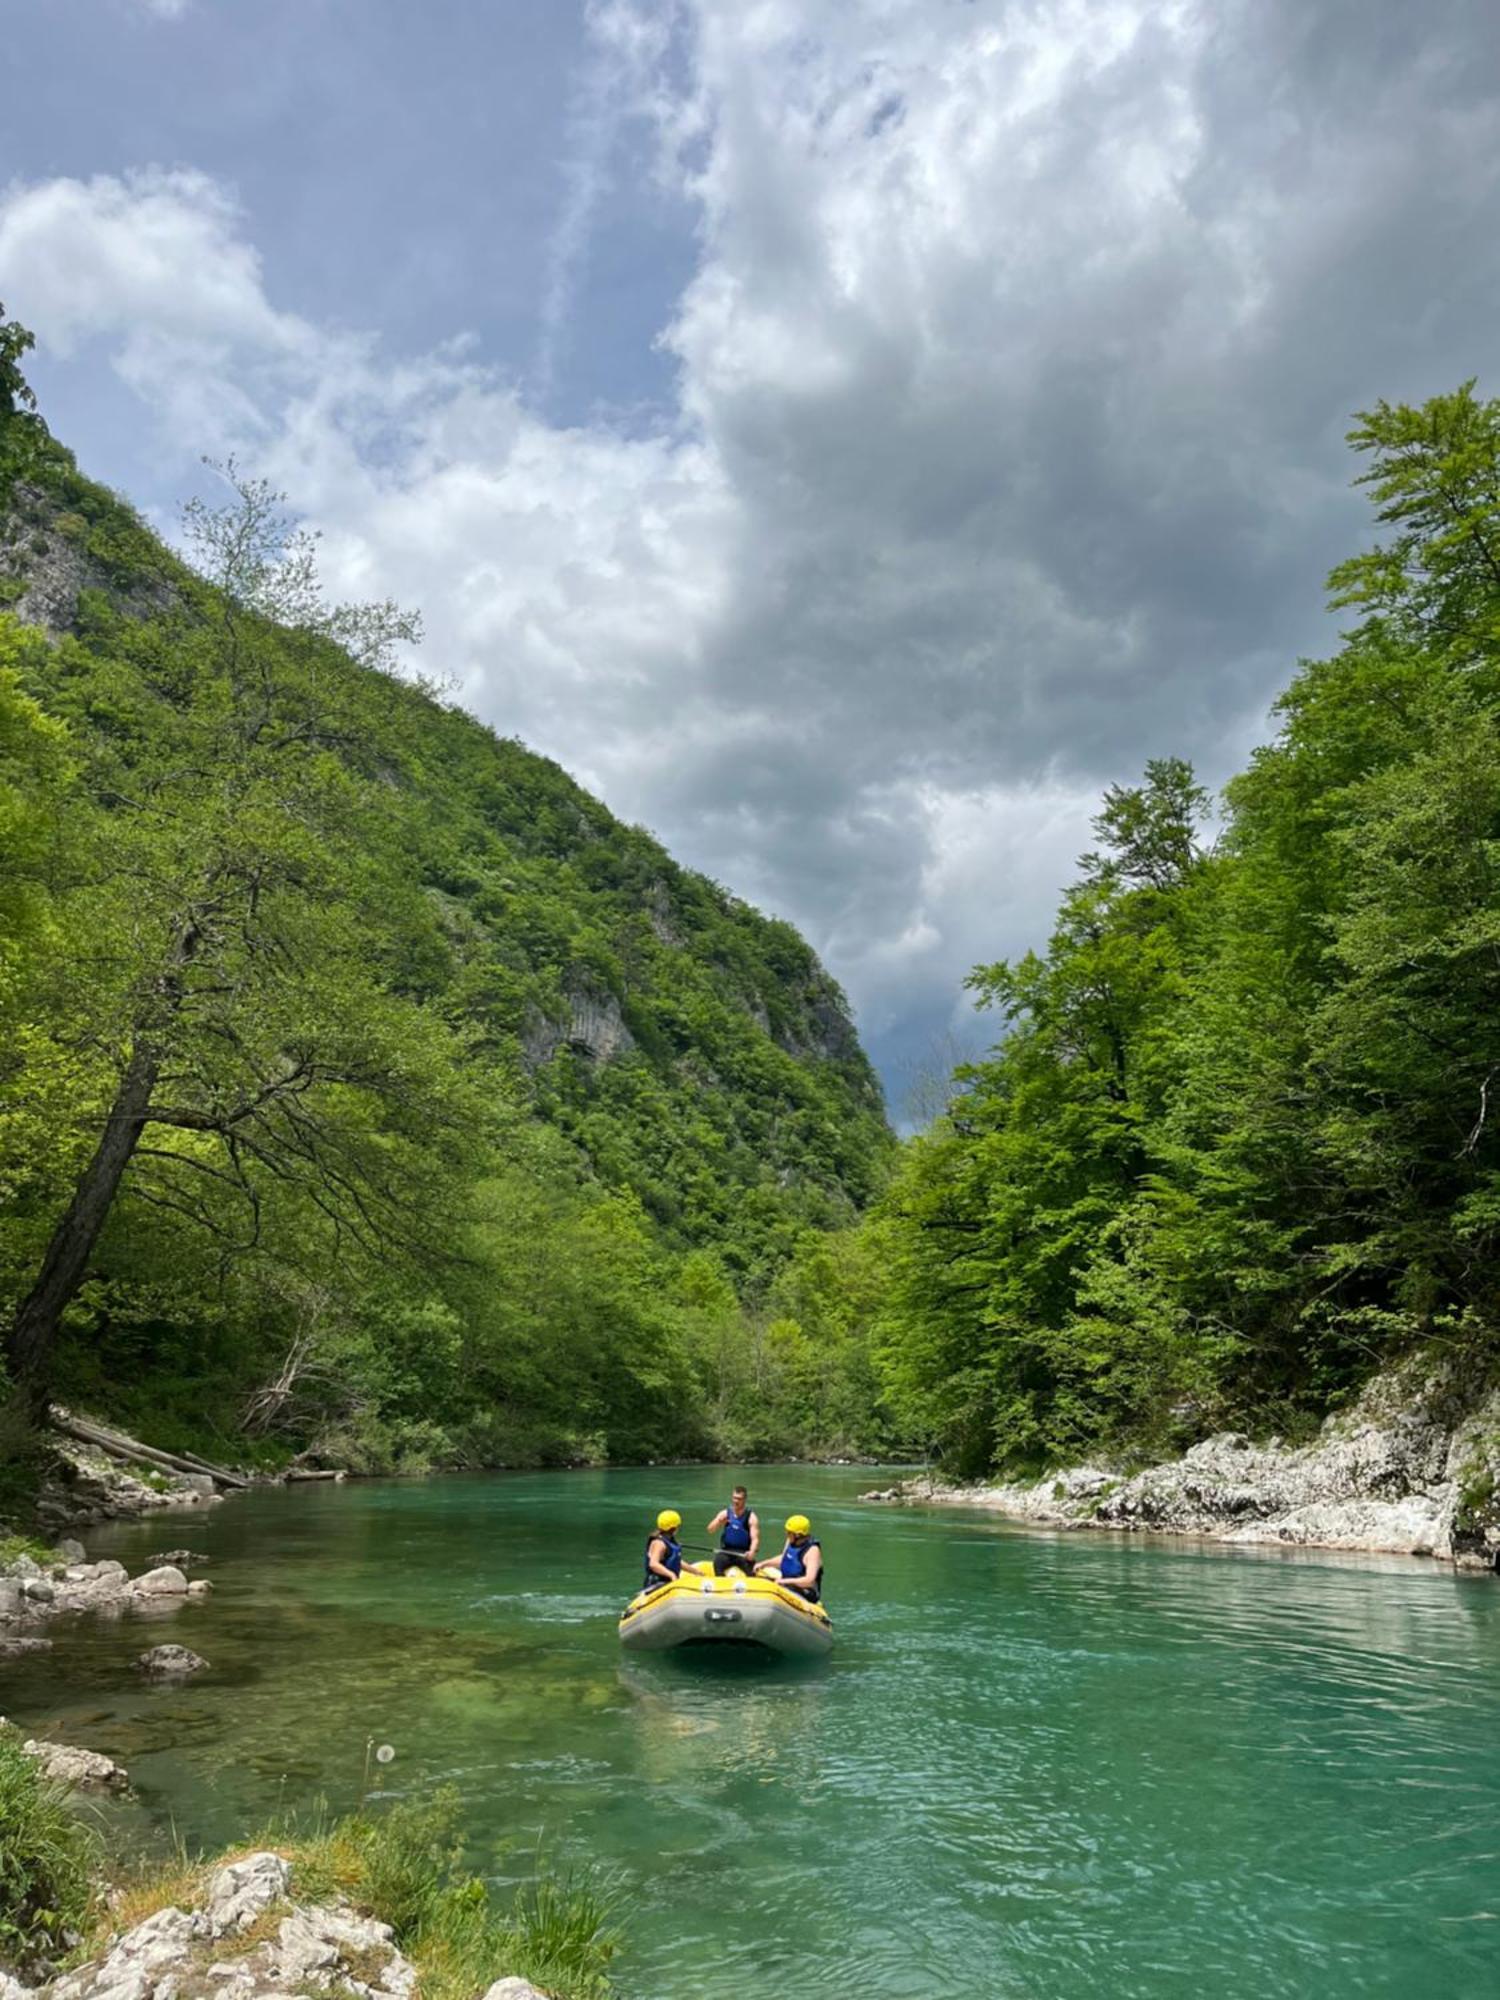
[21,1740,128,1792]
[48,1905,199,2000]
[135,1644,207,1678]
[522,986,635,1068]
[863,1360,1500,1566]
[201,1855,291,1937]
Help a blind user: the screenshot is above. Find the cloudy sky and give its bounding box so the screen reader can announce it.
[4,1,1499,1105]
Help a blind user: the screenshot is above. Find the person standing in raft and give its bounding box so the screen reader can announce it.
[643,1509,684,1593]
[708,1485,760,1576]
[758,1514,823,1602]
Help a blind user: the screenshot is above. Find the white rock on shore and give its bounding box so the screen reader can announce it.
[863,1358,1500,1567]
[20,1739,129,1793]
[35,1854,418,2000]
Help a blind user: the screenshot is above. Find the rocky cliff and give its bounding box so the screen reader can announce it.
[863,1356,1500,1568]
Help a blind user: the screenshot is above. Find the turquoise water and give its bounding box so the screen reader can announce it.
[6,1465,1500,1998]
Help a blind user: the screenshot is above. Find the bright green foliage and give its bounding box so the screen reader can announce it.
[0,1726,96,1977]
[873,384,1500,1472]
[0,334,893,1476]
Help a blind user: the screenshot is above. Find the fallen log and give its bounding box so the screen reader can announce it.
[52,1413,253,1490]
[284,1467,346,1482]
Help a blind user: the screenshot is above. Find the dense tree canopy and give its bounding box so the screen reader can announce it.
[862,383,1500,1473]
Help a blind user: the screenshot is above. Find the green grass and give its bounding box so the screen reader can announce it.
[0,1727,98,1978]
[115,1792,622,2000]
[0,1532,57,1569]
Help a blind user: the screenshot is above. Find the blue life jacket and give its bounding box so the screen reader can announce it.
[778,1537,822,1597]
[643,1531,682,1593]
[720,1504,753,1552]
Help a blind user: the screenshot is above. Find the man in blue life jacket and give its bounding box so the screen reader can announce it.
[643,1509,684,1593]
[707,1485,759,1577]
[757,1514,823,1603]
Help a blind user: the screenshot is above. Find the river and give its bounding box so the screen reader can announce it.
[5,1465,1500,1998]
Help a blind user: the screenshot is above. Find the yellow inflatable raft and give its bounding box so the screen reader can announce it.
[618,1561,833,1658]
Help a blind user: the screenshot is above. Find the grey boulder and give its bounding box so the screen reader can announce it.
[128,1565,189,1598]
[22,1739,129,1792]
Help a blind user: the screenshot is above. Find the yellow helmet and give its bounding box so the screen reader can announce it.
[656,1509,682,1532]
[785,1513,811,1536]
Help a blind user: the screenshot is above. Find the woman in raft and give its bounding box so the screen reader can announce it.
[642,1509,684,1592]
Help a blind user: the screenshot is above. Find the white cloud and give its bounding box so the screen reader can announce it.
[5,1,1500,1082]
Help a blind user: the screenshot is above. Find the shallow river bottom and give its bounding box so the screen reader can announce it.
[5,1465,1500,1999]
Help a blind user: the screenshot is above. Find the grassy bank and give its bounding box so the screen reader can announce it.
[0,1729,620,1999]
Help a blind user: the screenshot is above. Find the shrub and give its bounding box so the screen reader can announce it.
[0,1727,96,1977]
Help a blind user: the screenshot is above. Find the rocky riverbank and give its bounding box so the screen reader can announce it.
[0,1719,586,2000]
[30,1434,228,1537]
[861,1357,1500,1568]
[0,1541,215,1662]
[0,1847,553,2000]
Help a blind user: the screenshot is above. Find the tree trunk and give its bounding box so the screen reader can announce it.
[5,1037,160,1412]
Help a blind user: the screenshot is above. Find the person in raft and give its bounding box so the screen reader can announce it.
[757,1514,823,1602]
[707,1485,760,1577]
[643,1509,684,1593]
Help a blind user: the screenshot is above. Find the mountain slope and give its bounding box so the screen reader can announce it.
[0,352,894,1475]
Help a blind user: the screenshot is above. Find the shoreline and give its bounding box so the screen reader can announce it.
[859,1356,1500,1573]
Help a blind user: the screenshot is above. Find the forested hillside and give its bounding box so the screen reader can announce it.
[0,311,894,1491]
[856,385,1500,1475]
[10,300,1493,1505]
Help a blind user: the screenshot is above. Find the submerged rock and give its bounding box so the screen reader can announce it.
[136,1643,207,1678]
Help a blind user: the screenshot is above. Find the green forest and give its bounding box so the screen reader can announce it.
[0,309,894,1495]
[5,298,1500,1497]
[864,383,1500,1474]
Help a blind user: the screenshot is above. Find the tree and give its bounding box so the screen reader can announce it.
[4,468,472,1414]
[0,304,46,501]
